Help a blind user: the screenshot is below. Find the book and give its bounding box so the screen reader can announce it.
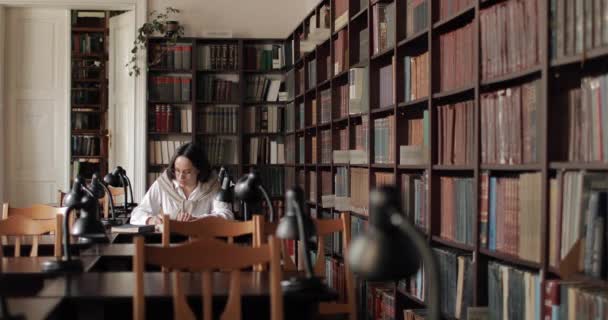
[111,223,155,234]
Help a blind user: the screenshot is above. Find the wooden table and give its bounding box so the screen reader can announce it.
[1,233,119,257]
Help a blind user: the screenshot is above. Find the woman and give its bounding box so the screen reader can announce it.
[130,142,233,225]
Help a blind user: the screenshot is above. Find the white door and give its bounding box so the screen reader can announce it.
[5,8,70,206]
[108,11,135,181]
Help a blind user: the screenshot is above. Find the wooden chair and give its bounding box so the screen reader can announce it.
[0,214,62,258]
[102,185,125,220]
[253,215,298,272]
[133,235,283,320]
[161,214,257,247]
[1,203,64,257]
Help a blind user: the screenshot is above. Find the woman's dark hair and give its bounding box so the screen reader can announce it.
[167,142,211,182]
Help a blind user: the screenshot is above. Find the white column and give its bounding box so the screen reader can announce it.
[0,5,6,203]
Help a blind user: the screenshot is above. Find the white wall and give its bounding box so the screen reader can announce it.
[148,0,318,38]
[0,5,5,203]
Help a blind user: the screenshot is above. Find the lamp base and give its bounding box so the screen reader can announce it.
[101,218,123,227]
[41,258,83,273]
[281,276,328,294]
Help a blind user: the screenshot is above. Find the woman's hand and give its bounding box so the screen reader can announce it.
[176,211,194,221]
[146,215,163,225]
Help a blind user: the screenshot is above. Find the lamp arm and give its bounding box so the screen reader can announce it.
[392,213,440,320]
[81,185,95,198]
[123,174,134,206]
[293,199,314,279]
[258,185,275,223]
[63,205,77,262]
[100,183,116,220]
[117,175,128,214]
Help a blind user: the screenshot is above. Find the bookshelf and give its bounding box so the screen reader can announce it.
[70,10,110,181]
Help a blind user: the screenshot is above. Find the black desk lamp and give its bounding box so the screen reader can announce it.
[347,186,440,320]
[234,170,274,222]
[215,167,234,203]
[275,186,326,293]
[104,166,135,215]
[42,179,109,273]
[88,173,122,226]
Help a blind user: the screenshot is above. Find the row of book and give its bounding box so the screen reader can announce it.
[400,111,429,165]
[258,167,285,198]
[72,113,100,130]
[320,171,333,208]
[150,105,192,133]
[481,80,540,165]
[149,76,192,102]
[333,117,369,164]
[480,0,541,80]
[349,67,369,115]
[149,43,192,70]
[320,130,332,164]
[285,135,296,164]
[549,171,608,276]
[438,101,474,165]
[435,248,474,319]
[374,115,396,164]
[248,137,285,165]
[148,139,186,165]
[72,66,102,80]
[243,44,285,71]
[307,59,317,89]
[551,0,608,60]
[406,0,428,38]
[439,23,475,92]
[197,44,238,70]
[245,76,283,102]
[198,106,237,134]
[438,0,475,21]
[71,135,100,156]
[488,261,541,320]
[334,167,350,211]
[562,74,608,162]
[243,106,283,133]
[72,90,100,105]
[366,282,396,320]
[297,68,305,95]
[309,171,316,202]
[402,173,427,229]
[350,167,370,215]
[398,263,425,303]
[319,89,331,124]
[197,75,238,102]
[200,137,238,165]
[72,33,104,55]
[440,177,475,246]
[334,83,349,119]
[334,29,348,76]
[284,103,296,133]
[480,172,543,263]
[378,61,394,109]
[545,280,608,320]
[334,0,348,31]
[404,52,429,102]
[372,2,395,55]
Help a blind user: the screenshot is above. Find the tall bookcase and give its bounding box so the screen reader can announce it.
[144,0,608,318]
[146,38,290,220]
[70,10,110,181]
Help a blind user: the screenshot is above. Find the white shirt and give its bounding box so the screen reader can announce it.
[130,178,234,225]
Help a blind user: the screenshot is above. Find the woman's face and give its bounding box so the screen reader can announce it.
[174,156,199,189]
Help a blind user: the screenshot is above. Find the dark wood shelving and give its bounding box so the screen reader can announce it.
[371,163,395,169]
[350,59,369,69]
[350,164,369,168]
[332,116,349,124]
[479,248,542,269]
[432,164,475,171]
[396,288,425,306]
[431,236,475,252]
[432,4,475,32]
[152,100,194,104]
[370,46,395,61]
[71,155,104,159]
[148,132,192,136]
[72,129,102,135]
[398,97,428,109]
[551,47,608,68]
[71,27,105,32]
[480,65,542,88]
[397,29,429,49]
[332,23,348,37]
[242,69,286,74]
[243,132,283,137]
[432,85,475,100]
[317,122,331,129]
[148,68,193,73]
[332,69,349,81]
[197,133,239,137]
[242,101,289,105]
[370,105,395,115]
[549,162,608,170]
[197,69,239,74]
[480,164,542,171]
[397,164,428,170]
[317,79,331,89]
[196,101,238,105]
[333,163,349,167]
[305,87,317,95]
[350,7,367,22]
[317,164,331,168]
[73,79,102,83]
[71,88,100,91]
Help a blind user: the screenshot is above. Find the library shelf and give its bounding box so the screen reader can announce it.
[350,164,369,168]
[333,163,349,167]
[479,248,542,269]
[332,23,348,37]
[432,165,475,171]
[549,162,608,170]
[480,164,542,171]
[242,164,285,167]
[72,108,103,113]
[72,129,103,135]
[242,101,290,106]
[305,125,317,132]
[551,47,608,68]
[370,46,395,61]
[480,65,542,88]
[71,27,105,32]
[350,7,367,22]
[350,59,370,69]
[196,101,239,105]
[396,288,425,306]
[242,69,286,74]
[397,29,429,49]
[72,155,104,160]
[306,201,317,206]
[349,211,369,219]
[332,116,349,124]
[317,122,331,129]
[480,0,512,8]
[397,164,428,170]
[148,132,192,136]
[431,236,475,252]
[73,79,102,83]
[332,69,349,81]
[318,79,331,89]
[71,88,99,92]
[432,4,476,32]
[398,97,429,109]
[243,132,284,137]
[306,87,317,95]
[432,85,475,100]
[197,69,239,74]
[370,105,395,115]
[371,163,395,169]
[151,100,194,104]
[148,68,193,73]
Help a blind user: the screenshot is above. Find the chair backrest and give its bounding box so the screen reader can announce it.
[103,186,125,219]
[133,236,283,320]
[161,214,257,247]
[0,214,62,258]
[253,215,298,272]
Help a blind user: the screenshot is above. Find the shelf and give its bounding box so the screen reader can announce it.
[151,100,193,104]
[351,7,368,22]
[72,129,102,135]
[432,4,476,32]
[243,101,288,105]
[148,132,192,136]
[332,116,349,124]
[317,164,331,168]
[243,132,283,137]
[350,164,369,168]
[551,46,608,68]
[397,29,429,49]
[306,201,317,206]
[317,79,331,89]
[72,27,105,32]
[479,248,542,269]
[432,165,474,171]
[432,85,475,100]
[305,125,317,132]
[370,46,394,61]
[370,105,395,115]
[398,164,427,170]
[431,236,475,252]
[371,163,394,169]
[197,133,238,137]
[197,69,239,74]
[148,68,193,73]
[480,65,542,88]
[242,69,285,74]
[305,87,317,95]
[480,164,542,171]
[396,288,425,306]
[196,101,237,105]
[73,79,102,83]
[332,22,348,37]
[72,104,101,108]
[242,164,285,167]
[317,122,331,129]
[398,97,428,109]
[72,155,103,160]
[72,53,105,59]
[349,211,369,219]
[332,69,349,81]
[561,273,608,286]
[549,162,608,170]
[72,108,103,113]
[350,59,369,69]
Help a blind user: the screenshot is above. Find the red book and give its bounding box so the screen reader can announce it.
[155,105,161,132]
[166,105,173,132]
[544,280,560,320]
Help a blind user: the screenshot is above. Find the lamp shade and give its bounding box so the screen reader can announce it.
[71,195,108,241]
[276,187,316,241]
[103,171,122,187]
[215,176,234,203]
[234,171,261,203]
[347,186,420,281]
[87,173,106,199]
[63,177,86,207]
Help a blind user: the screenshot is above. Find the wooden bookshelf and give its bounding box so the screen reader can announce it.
[70,10,110,182]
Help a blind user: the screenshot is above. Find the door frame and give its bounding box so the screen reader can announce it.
[0,0,147,202]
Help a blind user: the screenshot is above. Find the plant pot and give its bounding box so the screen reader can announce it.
[165,21,180,37]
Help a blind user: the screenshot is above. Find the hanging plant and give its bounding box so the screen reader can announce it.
[126,7,184,76]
